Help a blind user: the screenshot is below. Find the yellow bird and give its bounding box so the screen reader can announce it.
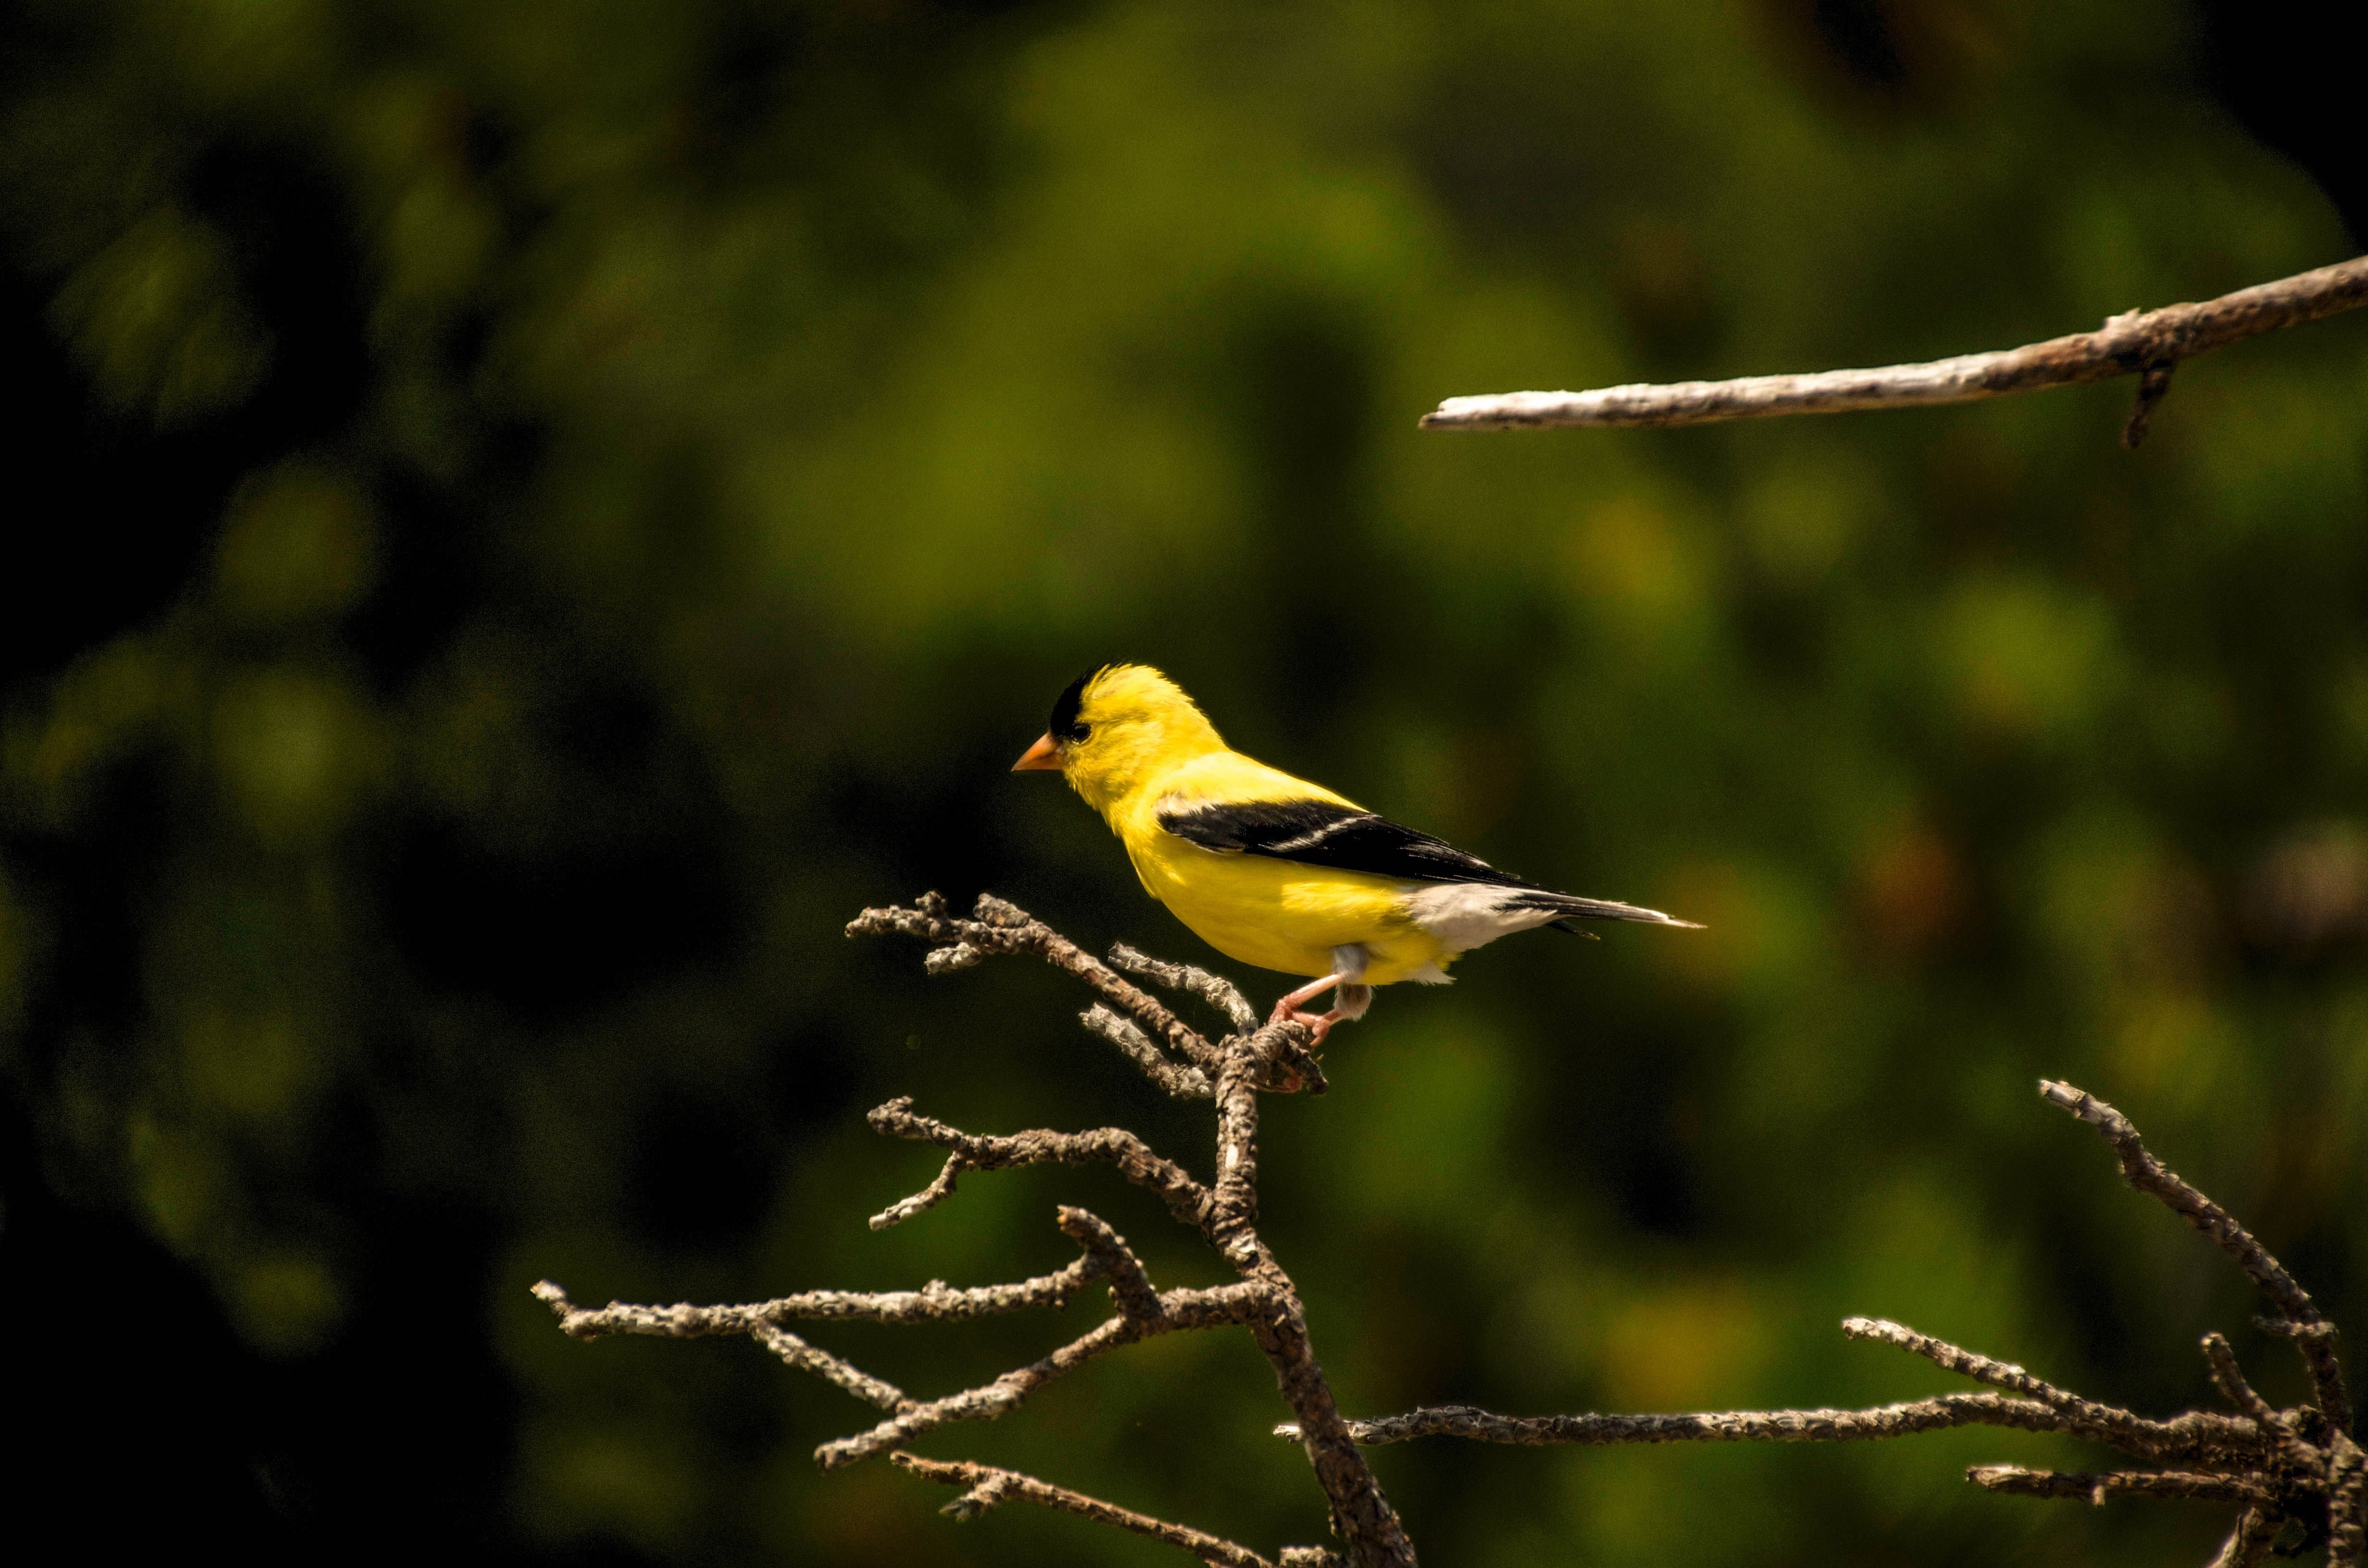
[1012,664,1698,1041]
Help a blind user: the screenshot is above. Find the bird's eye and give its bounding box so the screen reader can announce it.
[1071,723,1092,741]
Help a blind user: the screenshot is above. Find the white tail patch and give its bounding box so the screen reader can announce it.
[1402,884,1569,955]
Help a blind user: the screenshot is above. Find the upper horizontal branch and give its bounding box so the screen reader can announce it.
[1420,255,2368,433]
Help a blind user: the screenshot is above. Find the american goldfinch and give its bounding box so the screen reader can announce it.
[1013,664,1698,1041]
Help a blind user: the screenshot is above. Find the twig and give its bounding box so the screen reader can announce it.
[814,1280,1266,1470]
[1968,1465,2275,1505]
[752,1324,912,1412]
[1419,254,2368,435]
[891,1453,1278,1568]
[2259,1320,2357,1443]
[1110,942,1258,1032]
[2210,1507,2279,1568]
[2203,1333,2281,1429]
[1057,1205,1165,1321]
[867,1151,966,1228]
[1842,1315,2244,1456]
[866,1096,1214,1234]
[529,1260,1108,1334]
[2039,1081,2319,1324]
[939,1465,1011,1520]
[850,892,1225,1076]
[2330,1440,2367,1568]
[2041,1079,2353,1435]
[1082,1003,1213,1099]
[1295,1392,2067,1446]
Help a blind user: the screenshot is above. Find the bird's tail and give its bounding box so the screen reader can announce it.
[1513,891,1703,933]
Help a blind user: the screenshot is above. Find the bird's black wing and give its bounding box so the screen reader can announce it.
[1155,797,1539,889]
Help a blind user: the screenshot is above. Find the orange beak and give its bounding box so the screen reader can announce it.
[1011,732,1063,772]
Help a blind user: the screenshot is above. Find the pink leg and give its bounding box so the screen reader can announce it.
[1268,972,1343,1029]
[1268,971,1379,1046]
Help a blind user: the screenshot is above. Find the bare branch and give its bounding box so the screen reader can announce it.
[1082,1003,1213,1099]
[2202,1333,2280,1429]
[1841,1316,2251,1457]
[2209,1507,2278,1568]
[1298,1392,2069,1447]
[554,909,2356,1568]
[939,1465,1011,1520]
[866,1096,1215,1236]
[1967,1465,2274,1505]
[1420,254,2368,434]
[2331,1439,2367,1568]
[1242,1017,1330,1097]
[1110,942,1258,1032]
[1057,1205,1165,1322]
[869,1152,968,1228]
[2039,1081,2320,1325]
[752,1324,912,1412]
[850,893,1225,1074]
[2256,1318,2356,1440]
[1210,1045,1262,1259]
[891,1453,1278,1568]
[1203,1041,1417,1567]
[529,1262,1108,1335]
[2041,1079,2353,1434]
[814,1281,1266,1470]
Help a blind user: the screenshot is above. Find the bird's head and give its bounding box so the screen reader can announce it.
[1012,663,1223,812]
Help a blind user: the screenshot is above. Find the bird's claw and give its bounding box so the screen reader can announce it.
[1263,1003,1332,1044]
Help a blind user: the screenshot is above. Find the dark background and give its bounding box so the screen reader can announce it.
[2,2,2362,1563]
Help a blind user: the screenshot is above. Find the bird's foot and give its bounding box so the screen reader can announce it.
[1268,972,1345,1033]
[1260,1003,1332,1051]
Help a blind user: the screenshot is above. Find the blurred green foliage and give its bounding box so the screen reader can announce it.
[2,0,2364,1563]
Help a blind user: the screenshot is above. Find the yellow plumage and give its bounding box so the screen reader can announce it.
[1112,751,1446,988]
[1012,664,1695,1037]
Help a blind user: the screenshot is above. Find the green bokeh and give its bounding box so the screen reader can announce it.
[2,1,2363,1563]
